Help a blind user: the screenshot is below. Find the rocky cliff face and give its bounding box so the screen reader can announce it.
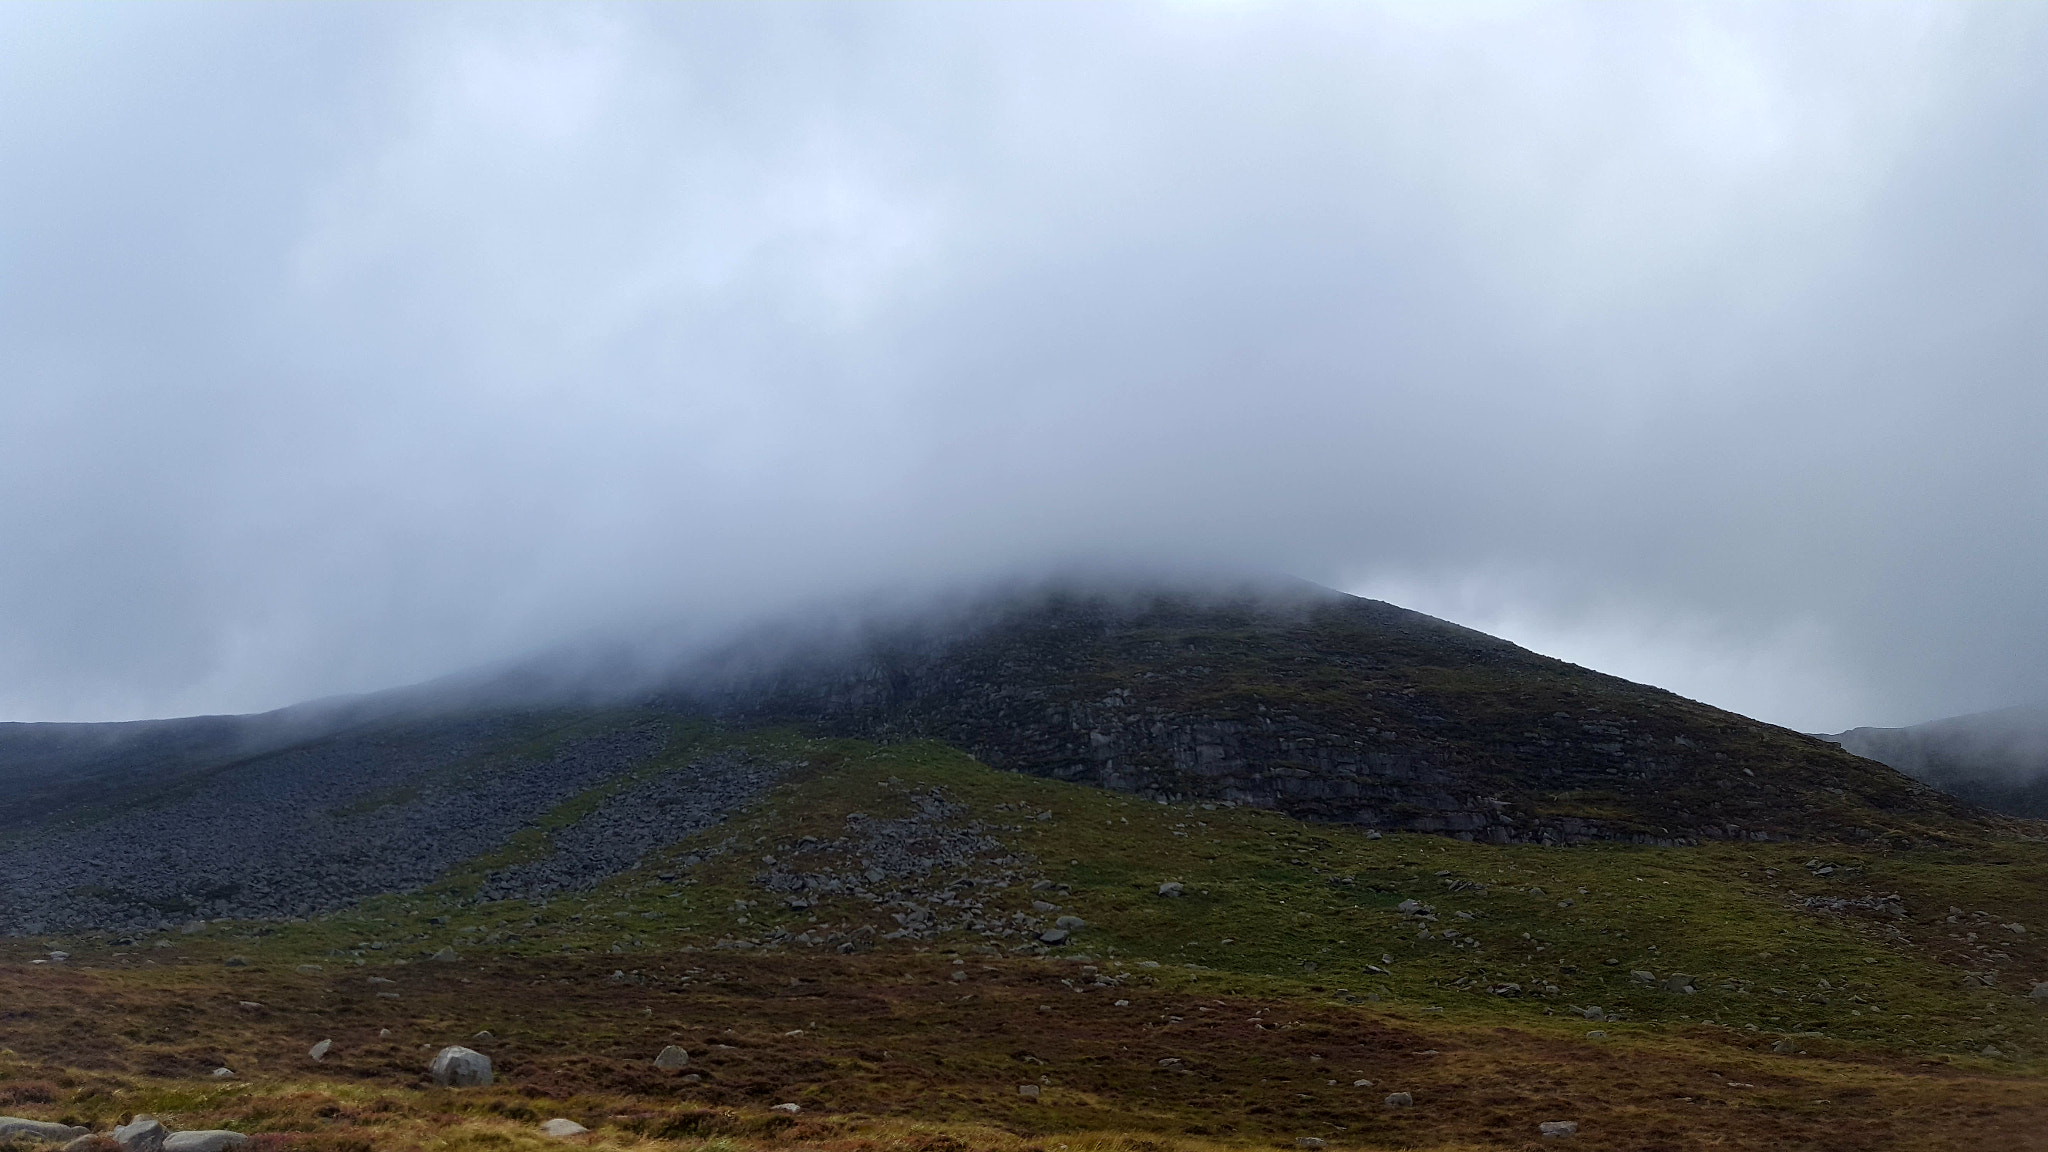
[673,584,1982,847]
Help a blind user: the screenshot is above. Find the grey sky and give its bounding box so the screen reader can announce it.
[3,2,2045,730]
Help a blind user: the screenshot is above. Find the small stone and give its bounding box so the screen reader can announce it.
[770,1103,800,1114]
[431,948,458,962]
[538,1120,588,1139]
[1018,1084,1040,1098]
[1630,970,1656,984]
[1157,882,1184,898]
[654,1045,690,1070]
[1384,1092,1413,1108]
[471,1030,495,1043]
[224,956,247,968]
[163,1133,249,1152]
[1771,1038,1798,1055]
[211,1067,235,1078]
[1296,1139,1326,1149]
[2030,982,2048,999]
[378,1029,391,1038]
[1366,830,1381,840]
[430,1045,493,1087]
[295,964,323,975]
[1055,915,1087,930]
[1539,1120,1578,1139]
[1982,1045,2003,1059]
[1039,928,1070,944]
[1585,1031,1606,1040]
[1352,1079,1373,1087]
[308,1039,333,1062]
[47,951,68,963]
[1661,974,1695,994]
[112,1117,166,1152]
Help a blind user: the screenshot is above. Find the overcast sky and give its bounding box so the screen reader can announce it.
[4,2,2047,730]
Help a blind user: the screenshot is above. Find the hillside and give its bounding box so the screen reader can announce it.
[3,730,2047,1152]
[0,582,2008,940]
[1833,703,2048,818]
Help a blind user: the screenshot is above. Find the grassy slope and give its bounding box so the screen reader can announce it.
[5,729,2048,1151]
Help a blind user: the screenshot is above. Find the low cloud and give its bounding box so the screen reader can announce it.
[2,3,2045,730]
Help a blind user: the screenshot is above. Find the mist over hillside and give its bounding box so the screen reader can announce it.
[1831,703,2048,818]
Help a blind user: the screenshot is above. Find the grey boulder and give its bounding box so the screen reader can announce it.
[430,1045,493,1087]
[0,1118,90,1144]
[653,1046,689,1071]
[164,1133,249,1152]
[1539,1120,1578,1139]
[538,1120,588,1138]
[112,1117,166,1152]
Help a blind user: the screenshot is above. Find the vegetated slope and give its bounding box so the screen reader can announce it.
[672,581,1991,848]
[7,732,2048,1152]
[1833,703,2048,818]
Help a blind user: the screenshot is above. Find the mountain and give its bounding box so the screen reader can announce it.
[4,579,2048,1149]
[0,578,1995,937]
[1831,702,2048,818]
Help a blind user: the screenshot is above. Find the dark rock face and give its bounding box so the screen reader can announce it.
[674,586,1975,846]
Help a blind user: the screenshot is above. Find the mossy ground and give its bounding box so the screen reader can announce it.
[6,731,2048,1150]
